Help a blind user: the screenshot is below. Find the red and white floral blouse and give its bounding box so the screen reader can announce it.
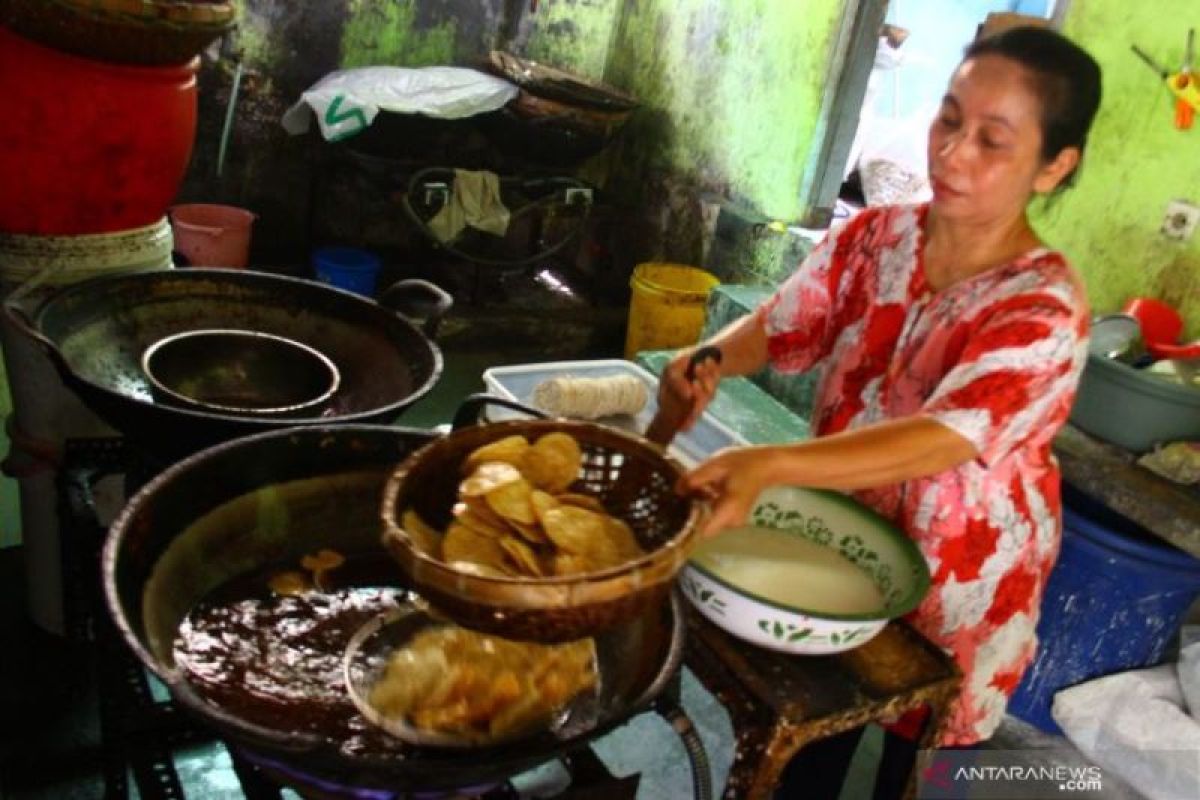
[759,203,1090,745]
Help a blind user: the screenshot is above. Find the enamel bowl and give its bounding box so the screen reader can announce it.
[679,486,931,655]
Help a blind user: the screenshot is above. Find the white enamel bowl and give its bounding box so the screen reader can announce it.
[679,486,931,655]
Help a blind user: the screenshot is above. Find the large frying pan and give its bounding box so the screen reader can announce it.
[3,269,450,461]
[102,424,688,793]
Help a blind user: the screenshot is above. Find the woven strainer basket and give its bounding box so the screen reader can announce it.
[381,419,700,642]
[0,0,236,65]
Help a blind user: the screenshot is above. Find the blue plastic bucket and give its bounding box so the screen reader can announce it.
[313,246,381,296]
[1008,486,1200,734]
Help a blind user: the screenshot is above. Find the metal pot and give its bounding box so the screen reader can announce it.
[140,328,342,417]
[102,424,687,793]
[3,268,451,461]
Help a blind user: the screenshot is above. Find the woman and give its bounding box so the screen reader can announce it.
[659,26,1102,799]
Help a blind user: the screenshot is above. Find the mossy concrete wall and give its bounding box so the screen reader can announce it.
[1033,0,1200,336]
[184,0,625,264]
[184,0,845,281]
[521,0,622,81]
[603,0,843,221]
[592,0,844,282]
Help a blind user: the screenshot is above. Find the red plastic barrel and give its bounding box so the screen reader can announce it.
[0,25,199,235]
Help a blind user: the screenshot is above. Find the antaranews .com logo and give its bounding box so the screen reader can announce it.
[918,751,1108,799]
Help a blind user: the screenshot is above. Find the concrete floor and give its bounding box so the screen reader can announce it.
[0,267,1157,799]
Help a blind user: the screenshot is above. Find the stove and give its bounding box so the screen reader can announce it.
[55,436,702,800]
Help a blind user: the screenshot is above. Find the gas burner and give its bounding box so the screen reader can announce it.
[231,744,641,800]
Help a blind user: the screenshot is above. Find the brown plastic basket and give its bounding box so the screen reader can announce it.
[381,419,700,643]
[0,0,235,65]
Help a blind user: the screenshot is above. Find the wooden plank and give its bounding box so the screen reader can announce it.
[1053,424,1200,558]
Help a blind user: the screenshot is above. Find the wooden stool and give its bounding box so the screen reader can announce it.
[686,611,961,799]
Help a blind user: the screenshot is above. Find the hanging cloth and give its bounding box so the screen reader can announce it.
[427,169,511,243]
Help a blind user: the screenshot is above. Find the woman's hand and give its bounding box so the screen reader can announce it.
[678,417,979,539]
[679,445,776,538]
[658,347,723,432]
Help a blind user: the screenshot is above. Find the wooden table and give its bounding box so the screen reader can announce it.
[1053,424,1200,558]
[685,611,961,800]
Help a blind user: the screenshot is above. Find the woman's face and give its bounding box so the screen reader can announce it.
[927,54,1075,222]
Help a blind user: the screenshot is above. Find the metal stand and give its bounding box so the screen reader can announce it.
[684,610,961,800]
[59,438,212,800]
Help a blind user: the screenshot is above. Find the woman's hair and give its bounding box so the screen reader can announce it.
[964,26,1102,186]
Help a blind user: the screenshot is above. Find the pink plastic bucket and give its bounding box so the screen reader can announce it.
[170,204,256,268]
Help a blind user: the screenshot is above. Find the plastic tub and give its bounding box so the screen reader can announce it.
[313,247,382,297]
[1069,352,1200,452]
[0,218,174,286]
[624,263,719,359]
[1008,487,1200,734]
[0,25,198,235]
[481,359,749,468]
[170,205,256,269]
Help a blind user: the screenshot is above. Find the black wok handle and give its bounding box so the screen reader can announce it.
[1,296,72,377]
[450,392,549,431]
[645,345,723,447]
[377,278,453,338]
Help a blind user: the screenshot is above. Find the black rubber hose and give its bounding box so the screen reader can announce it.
[661,702,714,800]
[399,166,591,268]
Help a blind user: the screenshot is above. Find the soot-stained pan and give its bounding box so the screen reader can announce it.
[3,269,451,461]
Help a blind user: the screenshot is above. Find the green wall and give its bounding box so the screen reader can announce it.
[604,0,844,220]
[336,0,621,76]
[521,0,623,81]
[1033,0,1200,336]
[340,0,457,68]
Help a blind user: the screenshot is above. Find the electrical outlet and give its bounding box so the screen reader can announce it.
[1161,199,1200,242]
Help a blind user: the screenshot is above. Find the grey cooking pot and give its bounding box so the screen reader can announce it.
[3,268,451,461]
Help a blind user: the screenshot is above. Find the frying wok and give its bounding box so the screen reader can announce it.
[102,424,687,792]
[3,269,450,461]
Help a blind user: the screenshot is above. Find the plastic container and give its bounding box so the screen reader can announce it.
[0,218,174,286]
[0,25,198,235]
[170,205,256,268]
[481,359,749,468]
[1069,352,1200,452]
[624,263,719,359]
[1008,487,1200,734]
[313,247,382,296]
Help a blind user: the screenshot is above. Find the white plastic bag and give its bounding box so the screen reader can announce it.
[857,107,934,206]
[281,67,518,141]
[1180,640,1200,723]
[1052,658,1200,800]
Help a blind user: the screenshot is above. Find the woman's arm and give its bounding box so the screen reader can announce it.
[681,415,978,537]
[698,310,771,377]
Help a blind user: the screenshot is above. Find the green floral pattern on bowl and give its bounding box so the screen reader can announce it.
[681,485,931,655]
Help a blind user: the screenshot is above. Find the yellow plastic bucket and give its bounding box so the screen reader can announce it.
[624,263,720,359]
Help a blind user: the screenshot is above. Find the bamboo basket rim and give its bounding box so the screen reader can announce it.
[45,0,236,31]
